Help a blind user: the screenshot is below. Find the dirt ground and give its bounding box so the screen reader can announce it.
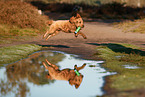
[1,13,145,96]
[1,17,145,60]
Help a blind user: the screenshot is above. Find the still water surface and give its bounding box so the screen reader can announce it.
[0,51,115,97]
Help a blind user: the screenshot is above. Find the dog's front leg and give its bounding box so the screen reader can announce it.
[74,63,86,71]
[76,31,87,39]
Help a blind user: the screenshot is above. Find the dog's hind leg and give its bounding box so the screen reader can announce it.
[45,31,59,40]
[43,30,49,38]
[45,59,59,70]
[42,62,49,70]
[43,26,56,39]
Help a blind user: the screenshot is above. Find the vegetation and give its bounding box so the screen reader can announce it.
[114,18,145,33]
[93,43,145,96]
[0,1,49,44]
[31,1,145,19]
[28,0,145,7]
[1,51,65,97]
[0,44,42,65]
[0,1,48,30]
[0,24,41,44]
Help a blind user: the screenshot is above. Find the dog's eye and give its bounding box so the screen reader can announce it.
[76,21,78,23]
[79,21,81,23]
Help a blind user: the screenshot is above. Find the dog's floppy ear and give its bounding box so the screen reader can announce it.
[75,13,81,18]
[72,13,81,18]
[69,16,75,23]
[69,79,74,86]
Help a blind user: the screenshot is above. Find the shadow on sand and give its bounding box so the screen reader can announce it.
[87,43,145,56]
[39,44,70,48]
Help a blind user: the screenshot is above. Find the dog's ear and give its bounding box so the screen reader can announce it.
[75,13,81,18]
[69,16,75,23]
[72,12,81,18]
[69,79,74,86]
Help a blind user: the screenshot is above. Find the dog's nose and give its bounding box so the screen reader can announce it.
[82,25,84,28]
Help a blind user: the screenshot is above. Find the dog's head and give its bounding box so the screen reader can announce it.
[69,64,86,89]
[69,13,84,28]
[69,74,84,89]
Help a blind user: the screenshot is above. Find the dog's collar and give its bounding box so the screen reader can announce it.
[74,68,80,76]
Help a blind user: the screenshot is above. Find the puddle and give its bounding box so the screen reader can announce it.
[0,51,115,97]
[123,65,140,69]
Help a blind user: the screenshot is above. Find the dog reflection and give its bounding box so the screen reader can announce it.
[43,59,86,89]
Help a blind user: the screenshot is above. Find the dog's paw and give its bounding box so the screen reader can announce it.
[84,37,87,39]
[75,34,78,37]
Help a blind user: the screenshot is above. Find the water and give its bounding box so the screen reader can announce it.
[123,65,140,69]
[0,51,115,97]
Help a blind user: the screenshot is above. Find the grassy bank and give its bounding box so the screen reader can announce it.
[0,24,42,44]
[94,43,145,96]
[114,18,145,33]
[0,44,42,65]
[0,1,49,44]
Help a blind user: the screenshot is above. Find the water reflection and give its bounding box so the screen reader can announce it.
[0,51,65,97]
[0,51,115,97]
[43,59,86,89]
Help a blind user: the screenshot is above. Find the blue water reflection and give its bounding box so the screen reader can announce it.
[0,51,115,97]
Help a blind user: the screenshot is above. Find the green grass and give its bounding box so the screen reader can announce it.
[0,44,42,65]
[0,24,45,44]
[95,43,145,96]
[0,24,40,37]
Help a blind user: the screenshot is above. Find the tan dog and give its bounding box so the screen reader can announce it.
[43,59,86,89]
[43,13,87,40]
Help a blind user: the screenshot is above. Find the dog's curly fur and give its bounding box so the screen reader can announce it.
[43,59,86,89]
[43,13,87,40]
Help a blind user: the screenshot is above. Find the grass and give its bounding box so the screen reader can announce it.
[0,24,39,36]
[0,23,47,44]
[114,18,145,33]
[0,1,49,44]
[0,44,42,65]
[94,43,145,96]
[0,1,48,30]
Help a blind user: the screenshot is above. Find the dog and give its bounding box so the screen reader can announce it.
[42,59,86,89]
[43,13,87,40]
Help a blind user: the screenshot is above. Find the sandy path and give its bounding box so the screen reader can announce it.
[35,21,145,58]
[1,21,145,60]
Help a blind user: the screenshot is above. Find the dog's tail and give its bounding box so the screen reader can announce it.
[46,20,53,26]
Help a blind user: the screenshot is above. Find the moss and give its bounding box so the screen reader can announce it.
[0,44,42,65]
[95,43,145,94]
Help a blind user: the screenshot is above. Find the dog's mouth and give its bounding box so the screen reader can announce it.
[77,25,84,28]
